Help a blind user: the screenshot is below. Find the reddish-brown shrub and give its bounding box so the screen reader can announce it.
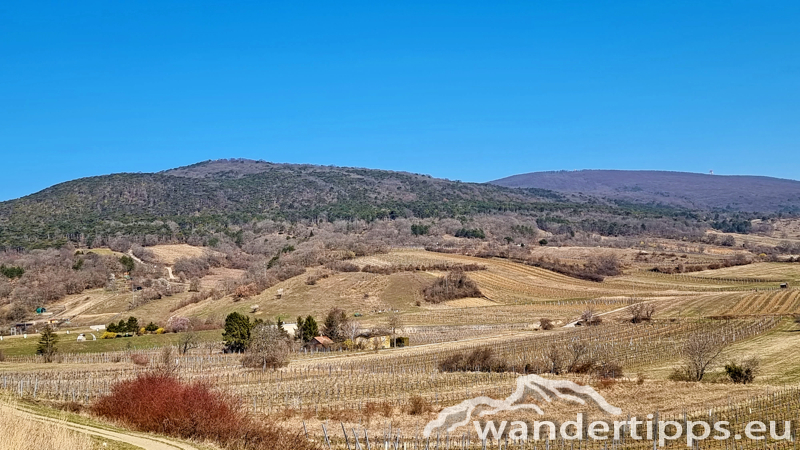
[93,373,319,450]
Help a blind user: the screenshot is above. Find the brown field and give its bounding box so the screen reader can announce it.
[148,243,216,265]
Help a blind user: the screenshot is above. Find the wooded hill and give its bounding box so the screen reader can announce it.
[0,159,705,250]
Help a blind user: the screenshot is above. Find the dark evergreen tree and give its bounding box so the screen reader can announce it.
[36,325,59,363]
[302,315,319,342]
[222,312,253,352]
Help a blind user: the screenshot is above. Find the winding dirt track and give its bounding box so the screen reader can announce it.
[9,404,200,450]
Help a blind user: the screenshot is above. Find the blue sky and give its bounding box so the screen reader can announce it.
[1,1,798,201]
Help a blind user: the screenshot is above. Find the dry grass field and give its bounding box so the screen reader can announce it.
[0,401,93,450]
[148,244,217,265]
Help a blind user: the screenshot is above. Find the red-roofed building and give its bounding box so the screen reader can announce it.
[307,336,334,351]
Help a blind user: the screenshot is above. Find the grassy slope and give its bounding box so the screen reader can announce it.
[0,329,221,357]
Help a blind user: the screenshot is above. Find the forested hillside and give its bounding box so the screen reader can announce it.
[0,159,705,250]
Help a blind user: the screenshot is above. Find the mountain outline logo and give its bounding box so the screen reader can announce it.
[423,374,622,438]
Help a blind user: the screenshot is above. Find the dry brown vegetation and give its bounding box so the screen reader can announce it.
[0,401,93,450]
[422,271,483,303]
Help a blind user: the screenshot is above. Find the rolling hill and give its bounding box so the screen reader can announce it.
[0,159,575,249]
[491,170,800,213]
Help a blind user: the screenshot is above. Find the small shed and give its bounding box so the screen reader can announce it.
[355,334,391,350]
[780,283,789,289]
[307,336,334,351]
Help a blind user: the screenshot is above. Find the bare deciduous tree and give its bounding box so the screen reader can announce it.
[386,312,403,347]
[241,322,291,370]
[177,330,199,355]
[566,341,591,373]
[580,308,602,326]
[677,333,727,381]
[544,345,565,375]
[343,320,361,343]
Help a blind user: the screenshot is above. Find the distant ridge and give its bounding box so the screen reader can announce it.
[490,170,800,213]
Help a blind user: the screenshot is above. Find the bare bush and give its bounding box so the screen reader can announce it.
[566,341,591,373]
[438,348,509,373]
[234,283,259,300]
[422,271,482,304]
[630,302,656,323]
[595,361,624,379]
[539,318,554,330]
[130,353,149,366]
[579,308,602,326]
[305,269,332,285]
[586,254,623,276]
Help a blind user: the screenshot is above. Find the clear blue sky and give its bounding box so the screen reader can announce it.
[1,1,798,201]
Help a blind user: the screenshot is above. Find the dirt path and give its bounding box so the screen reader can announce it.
[127,250,145,265]
[130,250,177,281]
[10,405,200,450]
[562,299,659,327]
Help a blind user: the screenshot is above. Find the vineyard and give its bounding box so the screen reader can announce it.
[654,290,800,318]
[0,319,784,426]
[1,249,799,449]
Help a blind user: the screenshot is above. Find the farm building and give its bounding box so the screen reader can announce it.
[11,322,37,335]
[780,283,789,289]
[306,336,334,351]
[355,333,391,350]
